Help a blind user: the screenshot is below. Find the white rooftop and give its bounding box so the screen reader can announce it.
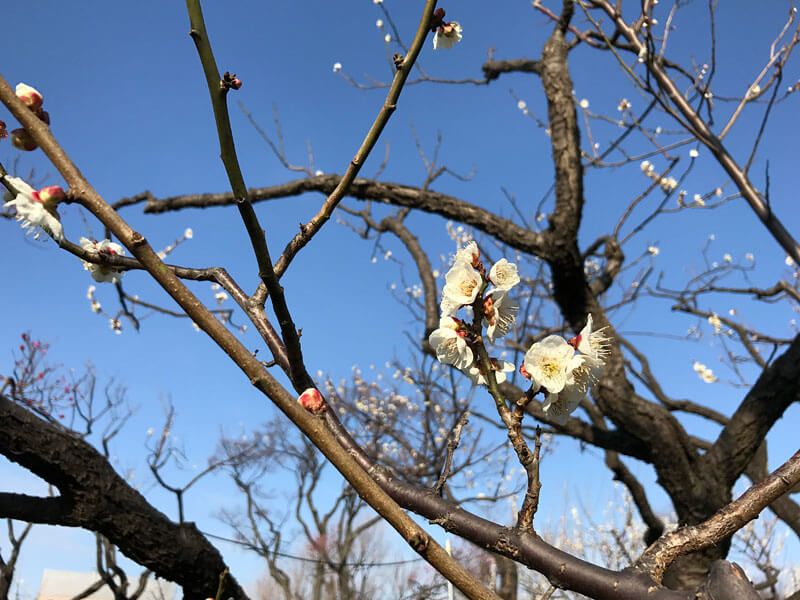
[36,569,176,600]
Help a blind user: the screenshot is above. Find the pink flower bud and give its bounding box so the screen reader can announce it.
[222,71,243,90]
[16,83,43,111]
[10,128,37,151]
[519,364,530,379]
[0,120,7,140]
[37,185,66,208]
[298,388,327,414]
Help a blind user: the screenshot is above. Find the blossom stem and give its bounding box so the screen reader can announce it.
[185,0,312,391]
[474,335,543,532]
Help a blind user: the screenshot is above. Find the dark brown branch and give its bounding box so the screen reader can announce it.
[636,448,800,583]
[0,395,248,600]
[433,412,470,496]
[482,58,542,81]
[186,0,312,393]
[743,442,800,539]
[133,176,550,261]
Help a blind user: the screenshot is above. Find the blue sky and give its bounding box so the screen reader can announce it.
[2,1,799,597]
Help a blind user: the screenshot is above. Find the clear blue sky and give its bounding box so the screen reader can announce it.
[2,1,799,597]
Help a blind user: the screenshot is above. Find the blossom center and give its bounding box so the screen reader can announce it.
[459,279,477,297]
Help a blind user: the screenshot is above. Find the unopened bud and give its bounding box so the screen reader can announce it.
[37,185,66,208]
[0,120,7,140]
[222,71,243,90]
[10,128,37,151]
[298,388,327,414]
[519,364,530,379]
[15,83,43,111]
[36,109,51,125]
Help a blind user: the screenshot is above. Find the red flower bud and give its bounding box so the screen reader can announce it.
[298,388,327,414]
[0,120,7,140]
[10,128,37,151]
[16,83,43,111]
[222,71,243,90]
[37,185,66,207]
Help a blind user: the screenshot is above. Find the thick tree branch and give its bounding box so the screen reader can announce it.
[0,395,247,600]
[636,448,800,583]
[128,176,550,261]
[705,333,800,486]
[482,58,542,81]
[743,443,800,539]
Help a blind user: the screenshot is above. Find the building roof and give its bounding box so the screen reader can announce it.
[36,569,176,600]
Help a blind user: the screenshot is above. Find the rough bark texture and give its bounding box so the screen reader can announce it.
[0,395,247,600]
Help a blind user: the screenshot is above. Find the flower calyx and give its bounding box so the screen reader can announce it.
[222,71,243,90]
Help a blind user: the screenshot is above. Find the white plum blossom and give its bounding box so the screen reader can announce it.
[708,313,722,334]
[523,335,578,394]
[440,257,482,315]
[79,237,126,283]
[433,21,462,50]
[648,246,659,256]
[541,352,603,424]
[332,62,342,73]
[573,314,610,362]
[466,359,515,386]
[453,240,479,267]
[2,177,64,243]
[542,388,581,425]
[693,361,718,383]
[484,291,518,343]
[184,228,193,239]
[429,316,473,370]
[488,258,520,291]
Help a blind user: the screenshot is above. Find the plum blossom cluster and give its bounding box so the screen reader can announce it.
[428,243,612,425]
[430,8,462,50]
[2,176,65,242]
[640,160,677,193]
[429,242,520,386]
[693,361,718,383]
[520,315,610,425]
